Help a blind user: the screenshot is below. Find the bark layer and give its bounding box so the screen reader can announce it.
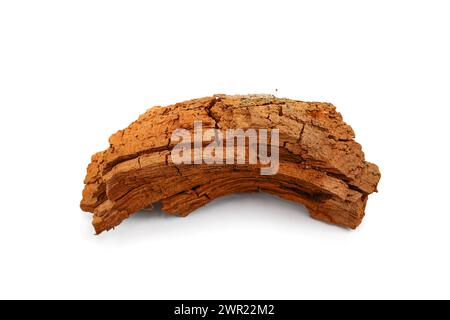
[81,94,381,234]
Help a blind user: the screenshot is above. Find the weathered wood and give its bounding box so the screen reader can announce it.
[81,94,380,234]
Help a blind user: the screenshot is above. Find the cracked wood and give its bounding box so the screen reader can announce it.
[81,94,381,234]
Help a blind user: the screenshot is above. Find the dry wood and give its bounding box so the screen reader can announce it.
[81,94,381,234]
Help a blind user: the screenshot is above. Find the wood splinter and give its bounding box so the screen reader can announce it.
[81,94,381,234]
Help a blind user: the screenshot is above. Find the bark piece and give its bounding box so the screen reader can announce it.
[81,94,381,234]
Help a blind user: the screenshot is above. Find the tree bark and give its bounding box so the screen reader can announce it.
[81,94,381,234]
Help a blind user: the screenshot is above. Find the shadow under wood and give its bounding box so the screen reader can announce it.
[87,192,347,241]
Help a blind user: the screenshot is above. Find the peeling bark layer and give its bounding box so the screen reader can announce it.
[81,94,381,234]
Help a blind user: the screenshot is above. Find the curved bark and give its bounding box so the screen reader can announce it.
[81,94,381,234]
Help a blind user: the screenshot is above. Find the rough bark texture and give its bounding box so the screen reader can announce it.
[81,94,381,234]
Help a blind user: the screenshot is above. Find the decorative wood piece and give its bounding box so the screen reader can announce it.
[81,94,380,234]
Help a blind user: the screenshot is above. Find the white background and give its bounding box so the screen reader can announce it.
[0,0,449,300]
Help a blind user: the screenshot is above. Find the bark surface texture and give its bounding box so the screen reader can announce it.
[81,94,381,234]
